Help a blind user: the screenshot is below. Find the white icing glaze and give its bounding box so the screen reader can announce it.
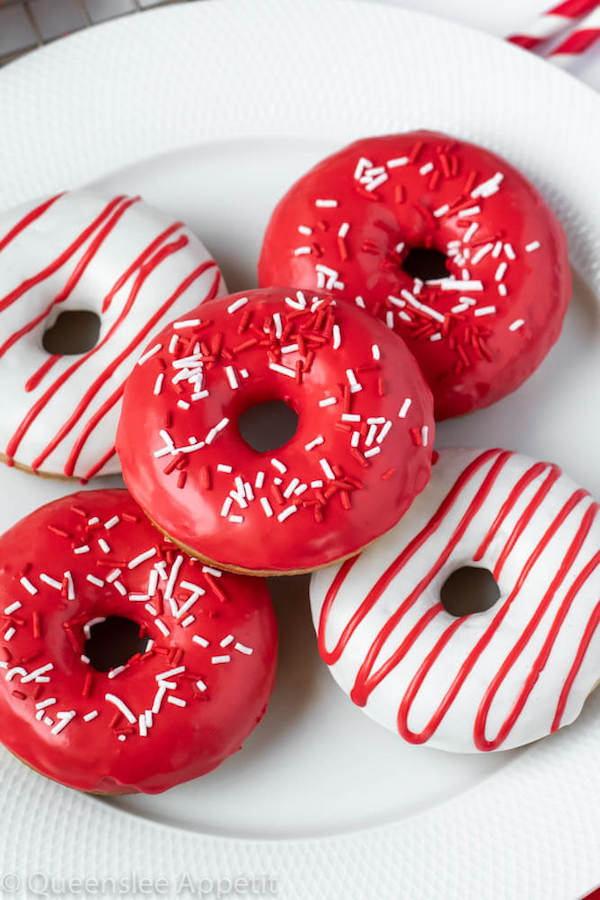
[310,448,600,752]
[0,191,225,478]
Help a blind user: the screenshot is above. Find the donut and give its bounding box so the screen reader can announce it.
[0,190,225,479]
[0,490,277,793]
[116,286,435,575]
[258,131,571,419]
[311,448,600,752]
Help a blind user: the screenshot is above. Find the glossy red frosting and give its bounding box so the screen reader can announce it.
[258,131,571,419]
[0,490,277,794]
[116,287,434,573]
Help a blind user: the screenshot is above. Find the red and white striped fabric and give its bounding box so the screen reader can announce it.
[507,0,598,50]
[548,4,600,64]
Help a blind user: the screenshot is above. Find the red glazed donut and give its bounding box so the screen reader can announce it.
[258,131,571,419]
[0,490,277,794]
[116,287,434,574]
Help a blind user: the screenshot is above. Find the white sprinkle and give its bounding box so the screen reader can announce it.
[281,343,299,355]
[64,571,75,600]
[98,538,110,555]
[229,515,244,524]
[156,666,185,682]
[370,344,381,361]
[365,424,377,447]
[255,471,265,490]
[193,635,210,648]
[495,262,508,282]
[244,481,254,501]
[422,425,429,447]
[295,483,308,496]
[164,555,184,601]
[128,548,156,569]
[220,634,235,648]
[145,603,157,616]
[225,366,239,390]
[272,312,283,339]
[86,574,104,587]
[36,698,57,710]
[429,333,442,342]
[177,400,191,411]
[504,243,516,260]
[387,156,409,168]
[353,156,373,180]
[212,655,231,664]
[305,435,324,451]
[154,619,170,637]
[105,693,136,724]
[342,413,361,423]
[227,296,248,314]
[315,199,338,207]
[153,373,164,396]
[174,318,203,331]
[234,642,253,655]
[320,458,335,480]
[269,362,296,379]
[83,710,98,722]
[433,204,449,218]
[192,390,209,401]
[439,279,483,292]
[51,710,76,735]
[471,242,494,265]
[526,240,541,252]
[138,714,148,737]
[464,222,479,242]
[332,324,342,349]
[283,478,300,499]
[114,581,127,596]
[217,464,233,473]
[399,398,412,418]
[181,615,195,627]
[345,369,359,389]
[260,498,274,518]
[377,421,392,443]
[338,222,350,238]
[40,573,62,590]
[205,417,229,444]
[196,679,208,692]
[298,225,312,236]
[137,344,162,366]
[104,516,120,530]
[311,480,324,488]
[458,205,480,218]
[364,447,381,459]
[419,162,434,175]
[451,303,470,314]
[128,594,150,602]
[220,497,233,518]
[108,666,125,679]
[351,431,360,448]
[498,283,508,297]
[471,172,504,199]
[319,397,337,407]
[202,566,222,577]
[81,655,90,665]
[271,458,287,474]
[278,505,298,522]
[167,696,187,707]
[474,306,497,317]
[168,334,179,354]
[355,295,366,309]
[20,662,54,683]
[4,627,15,641]
[509,319,525,331]
[387,295,406,308]
[20,577,37,595]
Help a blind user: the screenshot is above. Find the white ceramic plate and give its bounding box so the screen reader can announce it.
[0,2,600,898]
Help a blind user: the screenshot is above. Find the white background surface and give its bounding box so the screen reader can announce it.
[0,1,600,898]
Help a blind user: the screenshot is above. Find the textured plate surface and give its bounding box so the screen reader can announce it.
[0,2,600,898]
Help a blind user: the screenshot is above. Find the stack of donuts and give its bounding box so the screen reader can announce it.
[0,130,596,797]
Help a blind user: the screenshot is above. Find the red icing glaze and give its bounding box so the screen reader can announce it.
[0,491,277,793]
[117,287,434,574]
[317,449,600,750]
[258,131,571,419]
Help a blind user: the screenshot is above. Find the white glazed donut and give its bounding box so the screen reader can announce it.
[0,191,226,479]
[311,448,600,752]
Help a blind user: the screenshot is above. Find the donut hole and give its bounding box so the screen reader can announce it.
[42,310,101,355]
[84,616,148,672]
[440,566,500,618]
[402,247,449,281]
[238,400,299,452]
